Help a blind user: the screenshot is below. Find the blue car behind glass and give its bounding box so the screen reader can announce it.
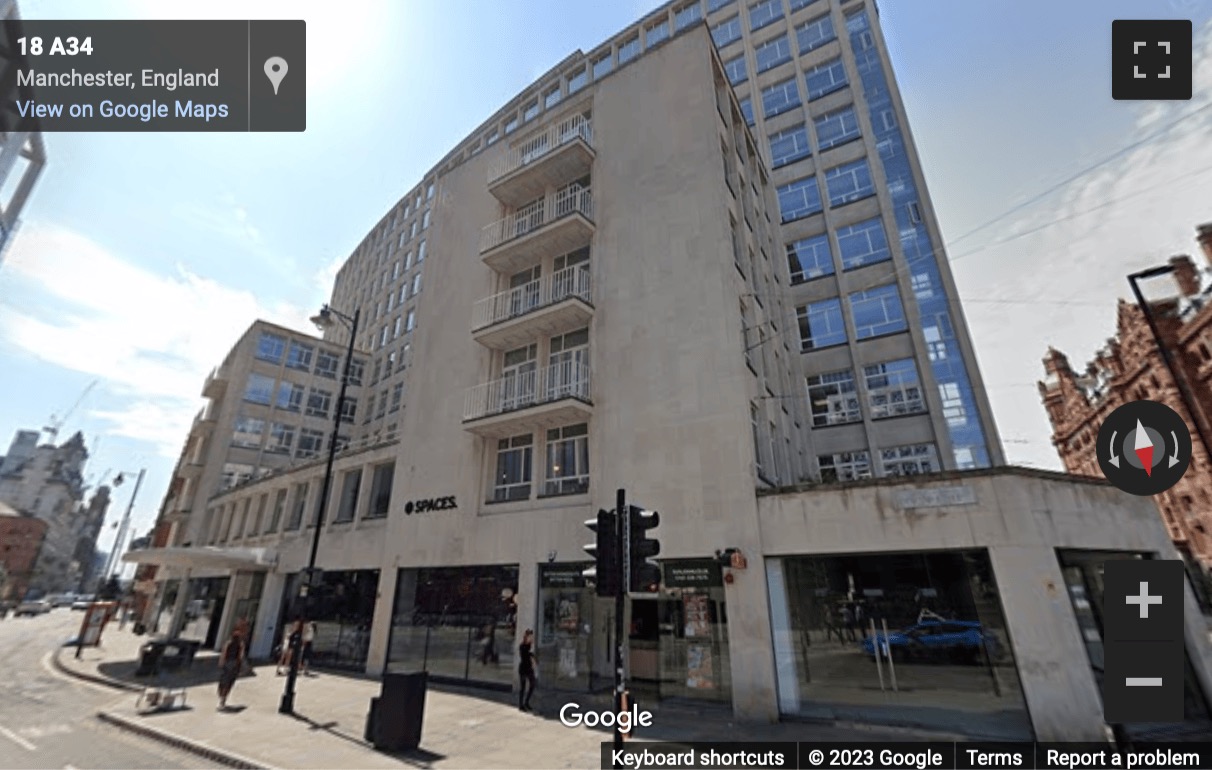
[861,619,999,663]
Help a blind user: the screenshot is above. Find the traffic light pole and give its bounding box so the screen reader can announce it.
[613,487,627,757]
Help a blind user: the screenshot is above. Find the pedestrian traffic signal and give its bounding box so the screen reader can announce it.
[627,506,661,593]
[583,509,621,598]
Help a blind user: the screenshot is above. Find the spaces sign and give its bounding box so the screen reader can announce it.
[404,496,457,514]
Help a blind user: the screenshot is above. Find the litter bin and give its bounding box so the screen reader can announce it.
[366,671,426,751]
[134,641,165,677]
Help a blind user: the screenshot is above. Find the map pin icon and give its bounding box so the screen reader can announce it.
[264,57,288,95]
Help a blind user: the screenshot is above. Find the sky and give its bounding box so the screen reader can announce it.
[0,0,1210,560]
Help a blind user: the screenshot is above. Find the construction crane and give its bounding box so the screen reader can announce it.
[43,380,99,442]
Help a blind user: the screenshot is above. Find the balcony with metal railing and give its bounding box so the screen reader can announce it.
[487,116,595,207]
[479,182,594,274]
[471,265,593,350]
[463,362,592,438]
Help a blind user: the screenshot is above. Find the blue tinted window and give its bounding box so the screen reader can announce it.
[815,106,860,149]
[754,35,792,73]
[777,177,822,222]
[836,218,890,270]
[786,234,833,283]
[805,58,848,99]
[798,298,846,350]
[593,54,613,79]
[675,4,703,30]
[724,55,748,85]
[711,15,743,46]
[708,0,735,11]
[738,97,755,126]
[769,124,811,168]
[849,284,907,339]
[761,77,801,118]
[256,332,286,363]
[825,159,875,206]
[568,67,587,93]
[795,14,835,54]
[749,0,783,30]
[619,36,640,63]
[647,21,670,47]
[789,0,818,9]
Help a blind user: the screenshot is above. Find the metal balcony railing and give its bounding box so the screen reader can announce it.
[471,265,591,331]
[480,182,593,253]
[464,362,591,421]
[487,115,593,184]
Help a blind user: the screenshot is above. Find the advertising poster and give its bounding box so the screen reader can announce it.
[557,594,579,632]
[78,602,115,647]
[683,593,710,638]
[558,639,578,678]
[686,643,714,689]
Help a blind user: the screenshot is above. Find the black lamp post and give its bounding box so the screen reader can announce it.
[279,303,360,716]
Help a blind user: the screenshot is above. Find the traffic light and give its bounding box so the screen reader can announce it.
[628,505,661,593]
[583,509,621,598]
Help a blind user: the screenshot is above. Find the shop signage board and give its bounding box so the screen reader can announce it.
[541,566,588,588]
[894,486,977,510]
[664,559,722,588]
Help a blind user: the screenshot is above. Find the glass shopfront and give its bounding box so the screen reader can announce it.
[538,563,597,690]
[1058,550,1212,739]
[387,564,519,689]
[768,550,1029,738]
[278,569,379,671]
[177,576,230,648]
[649,559,732,704]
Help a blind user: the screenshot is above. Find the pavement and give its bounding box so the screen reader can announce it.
[52,623,960,770]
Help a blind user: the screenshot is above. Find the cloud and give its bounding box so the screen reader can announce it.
[951,19,1212,470]
[175,194,263,248]
[0,223,313,457]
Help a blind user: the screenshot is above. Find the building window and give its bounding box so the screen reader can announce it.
[797,298,846,350]
[367,463,394,518]
[777,177,822,222]
[314,350,339,379]
[256,332,286,363]
[340,397,357,424]
[805,58,848,100]
[738,97,755,126]
[761,77,801,118]
[267,489,287,533]
[789,0,817,9]
[305,387,332,418]
[786,234,833,283]
[399,342,411,371]
[244,373,275,405]
[392,316,402,339]
[769,124,811,168]
[647,19,670,47]
[825,158,875,206]
[879,443,939,477]
[795,14,835,54]
[220,464,255,492]
[335,469,361,523]
[410,220,418,238]
[390,383,403,412]
[754,35,792,73]
[819,450,872,482]
[708,0,736,11]
[814,106,860,150]
[864,359,925,418]
[276,381,304,411]
[849,284,907,339]
[522,101,539,122]
[417,240,426,262]
[285,341,313,371]
[427,183,435,200]
[938,381,970,428]
[348,359,365,386]
[711,15,743,47]
[568,66,587,93]
[751,404,765,476]
[379,326,389,349]
[411,272,422,296]
[505,115,519,134]
[232,416,266,448]
[297,428,324,458]
[421,209,431,229]
[494,435,533,502]
[268,422,295,454]
[837,217,891,270]
[544,84,561,109]
[593,52,612,79]
[724,54,747,85]
[675,3,702,31]
[403,249,413,270]
[544,423,589,496]
[748,0,783,31]
[405,309,416,333]
[285,482,308,530]
[619,35,640,63]
[807,370,860,426]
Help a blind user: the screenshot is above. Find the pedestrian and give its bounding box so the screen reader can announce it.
[301,619,316,675]
[517,628,537,712]
[217,626,246,710]
[841,604,855,642]
[276,618,302,675]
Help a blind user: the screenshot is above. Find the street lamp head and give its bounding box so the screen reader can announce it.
[310,305,335,331]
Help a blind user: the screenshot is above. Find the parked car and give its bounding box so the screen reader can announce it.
[860,619,999,663]
[71,595,96,610]
[14,600,52,617]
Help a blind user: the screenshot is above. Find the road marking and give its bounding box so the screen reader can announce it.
[0,725,36,751]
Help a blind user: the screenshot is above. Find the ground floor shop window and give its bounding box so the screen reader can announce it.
[1058,549,1212,739]
[177,576,229,648]
[278,569,379,671]
[387,564,519,689]
[767,550,1028,738]
[652,560,732,704]
[538,564,595,690]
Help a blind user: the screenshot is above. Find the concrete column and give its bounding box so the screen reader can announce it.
[724,554,780,722]
[988,546,1106,741]
[167,568,193,638]
[251,571,287,660]
[514,561,538,691]
[366,567,396,676]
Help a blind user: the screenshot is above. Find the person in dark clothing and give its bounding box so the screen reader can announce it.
[517,628,537,711]
[217,626,246,710]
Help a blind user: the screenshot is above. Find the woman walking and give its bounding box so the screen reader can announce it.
[217,626,247,710]
[301,620,316,675]
[517,628,537,712]
[276,618,303,675]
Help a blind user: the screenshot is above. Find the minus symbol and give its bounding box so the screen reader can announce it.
[1125,677,1163,686]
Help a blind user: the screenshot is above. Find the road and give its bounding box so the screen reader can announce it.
[0,608,217,769]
